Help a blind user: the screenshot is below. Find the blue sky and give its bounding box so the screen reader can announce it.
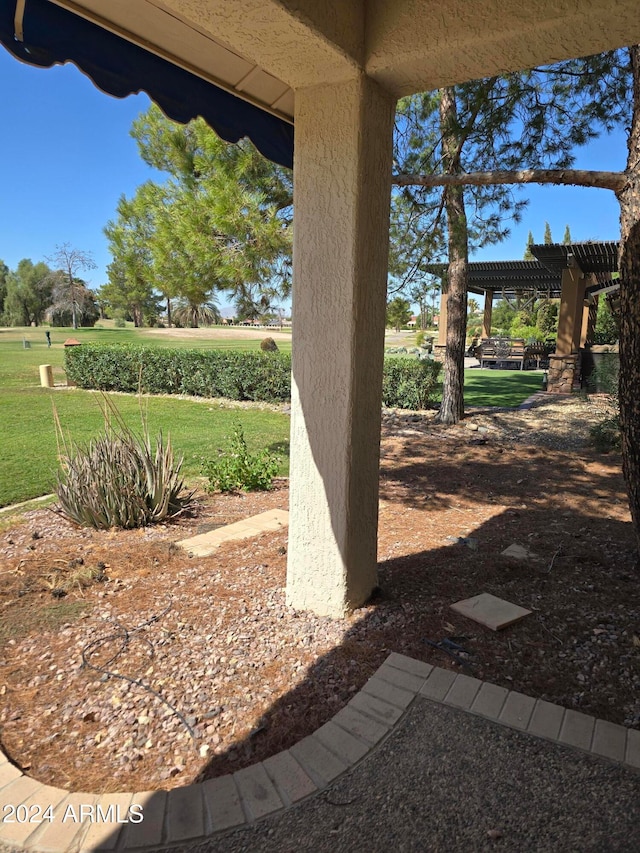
[0,45,627,303]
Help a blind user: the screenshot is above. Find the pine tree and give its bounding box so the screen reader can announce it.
[392,49,629,424]
[544,222,553,244]
[563,225,572,243]
[524,231,535,260]
[392,46,640,561]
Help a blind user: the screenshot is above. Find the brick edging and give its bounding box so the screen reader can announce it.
[1,654,639,851]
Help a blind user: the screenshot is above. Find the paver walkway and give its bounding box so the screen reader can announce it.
[1,654,639,852]
[176,510,289,557]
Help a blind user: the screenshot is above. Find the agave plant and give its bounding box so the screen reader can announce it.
[54,396,193,530]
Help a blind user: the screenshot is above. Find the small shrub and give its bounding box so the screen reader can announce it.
[114,317,126,328]
[590,416,621,453]
[260,337,279,352]
[588,355,621,452]
[54,398,193,529]
[202,423,280,492]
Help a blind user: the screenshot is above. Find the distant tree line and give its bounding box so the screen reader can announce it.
[0,245,99,329]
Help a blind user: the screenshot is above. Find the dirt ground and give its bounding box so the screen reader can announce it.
[1,395,638,795]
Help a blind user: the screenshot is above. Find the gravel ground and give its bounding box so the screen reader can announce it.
[174,699,640,853]
[1,392,636,799]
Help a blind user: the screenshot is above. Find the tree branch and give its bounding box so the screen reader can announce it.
[393,168,626,193]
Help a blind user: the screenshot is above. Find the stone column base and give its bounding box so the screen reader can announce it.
[547,352,581,394]
[432,345,446,363]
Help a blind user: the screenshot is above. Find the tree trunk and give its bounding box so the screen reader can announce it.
[617,45,640,562]
[438,87,468,425]
[167,297,172,328]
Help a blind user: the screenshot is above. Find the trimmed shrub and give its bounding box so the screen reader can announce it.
[381,357,442,410]
[260,337,279,352]
[65,344,442,410]
[64,345,292,403]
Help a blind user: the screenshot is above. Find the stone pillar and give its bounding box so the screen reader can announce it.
[547,353,581,394]
[482,291,493,339]
[286,75,395,617]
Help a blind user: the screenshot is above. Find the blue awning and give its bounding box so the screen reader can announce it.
[0,0,294,169]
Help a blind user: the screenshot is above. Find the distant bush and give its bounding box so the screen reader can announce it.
[260,337,279,352]
[65,344,442,410]
[381,357,442,410]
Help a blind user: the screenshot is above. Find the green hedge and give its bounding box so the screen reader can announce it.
[64,345,442,409]
[381,356,441,410]
[64,344,292,403]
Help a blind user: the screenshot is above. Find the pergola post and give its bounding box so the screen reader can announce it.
[581,293,599,347]
[285,75,395,617]
[482,291,493,339]
[548,267,586,393]
[437,286,448,346]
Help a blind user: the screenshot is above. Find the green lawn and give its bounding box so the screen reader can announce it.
[461,369,543,408]
[0,326,291,507]
[0,326,541,507]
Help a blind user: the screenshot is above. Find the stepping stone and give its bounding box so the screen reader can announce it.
[450,592,531,631]
[177,509,289,556]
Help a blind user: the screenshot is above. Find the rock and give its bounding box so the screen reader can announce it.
[501,543,535,561]
[466,422,479,431]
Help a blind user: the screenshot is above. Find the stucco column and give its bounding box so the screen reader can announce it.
[482,291,493,339]
[286,75,395,617]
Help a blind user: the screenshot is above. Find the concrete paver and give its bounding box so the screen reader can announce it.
[0,785,66,849]
[314,722,370,765]
[470,682,509,719]
[347,690,404,727]
[375,663,425,694]
[334,703,392,744]
[118,790,167,850]
[166,785,205,843]
[361,675,415,709]
[626,728,640,770]
[262,751,317,806]
[451,592,532,630]
[591,719,628,762]
[289,736,348,787]
[527,699,565,741]
[419,666,457,701]
[28,794,97,852]
[202,777,244,833]
[233,764,283,821]
[443,674,482,710]
[559,709,595,751]
[77,793,132,852]
[499,690,536,730]
[177,510,289,556]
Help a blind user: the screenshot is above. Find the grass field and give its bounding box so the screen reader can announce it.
[0,325,541,507]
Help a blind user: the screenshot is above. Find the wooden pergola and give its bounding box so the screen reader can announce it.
[436,241,619,391]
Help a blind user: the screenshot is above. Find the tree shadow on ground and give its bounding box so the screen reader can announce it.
[196,441,639,783]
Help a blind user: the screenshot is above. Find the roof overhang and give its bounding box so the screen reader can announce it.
[0,0,295,167]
